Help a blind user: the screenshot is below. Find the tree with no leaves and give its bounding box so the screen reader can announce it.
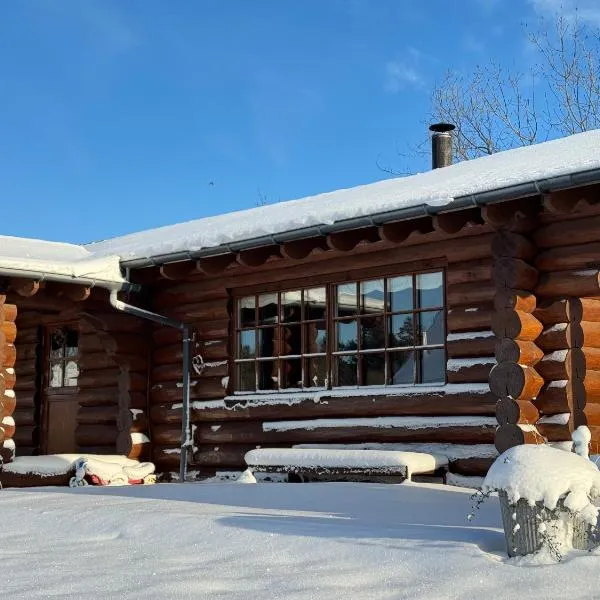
[432,12,600,162]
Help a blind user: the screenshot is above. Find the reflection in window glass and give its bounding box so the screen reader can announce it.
[238,330,256,359]
[390,351,415,385]
[281,291,302,323]
[417,272,443,308]
[306,356,327,388]
[361,315,385,350]
[389,314,414,348]
[281,323,302,356]
[360,280,385,315]
[305,322,327,354]
[258,328,276,357]
[419,348,445,383]
[419,311,444,346]
[389,276,413,313]
[239,296,256,327]
[337,283,357,317]
[335,355,357,386]
[337,319,358,351]
[258,360,278,390]
[258,294,278,324]
[305,288,326,320]
[237,362,255,392]
[281,358,302,389]
[362,353,385,385]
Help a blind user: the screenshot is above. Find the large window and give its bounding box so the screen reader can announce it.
[234,271,445,392]
[47,326,79,389]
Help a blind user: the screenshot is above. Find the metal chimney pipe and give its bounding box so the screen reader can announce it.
[429,123,455,169]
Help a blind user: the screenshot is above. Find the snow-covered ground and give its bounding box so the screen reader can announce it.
[2,481,599,599]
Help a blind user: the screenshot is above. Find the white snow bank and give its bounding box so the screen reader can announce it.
[86,129,600,263]
[294,442,498,460]
[446,330,495,341]
[226,383,490,404]
[483,445,600,525]
[245,448,447,478]
[263,415,496,433]
[3,454,144,476]
[0,235,125,286]
[236,468,257,484]
[5,481,600,598]
[573,426,592,458]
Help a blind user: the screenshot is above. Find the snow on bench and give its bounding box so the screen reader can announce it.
[244,448,448,482]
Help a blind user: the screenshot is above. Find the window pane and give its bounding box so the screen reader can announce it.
[389,276,413,313]
[258,293,278,325]
[281,291,302,323]
[417,272,443,309]
[237,362,256,391]
[64,361,79,386]
[419,311,444,346]
[419,349,446,384]
[258,360,278,390]
[337,283,357,317]
[281,323,302,356]
[361,315,385,350]
[305,321,327,354]
[49,363,63,388]
[360,279,385,315]
[258,328,277,357]
[389,314,414,348]
[362,353,385,386]
[337,319,358,351]
[239,296,256,327]
[50,330,65,360]
[306,356,327,388]
[305,287,326,320]
[238,330,256,359]
[389,351,415,385]
[65,329,78,356]
[281,358,302,389]
[334,355,357,386]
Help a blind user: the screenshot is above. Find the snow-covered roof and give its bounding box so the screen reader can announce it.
[86,129,600,266]
[0,235,126,288]
[3,129,600,284]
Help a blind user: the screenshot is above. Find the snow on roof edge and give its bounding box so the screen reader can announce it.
[84,129,600,266]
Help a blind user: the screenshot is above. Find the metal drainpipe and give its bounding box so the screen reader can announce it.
[109,290,191,483]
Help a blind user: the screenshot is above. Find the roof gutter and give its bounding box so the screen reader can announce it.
[0,267,139,293]
[119,166,600,270]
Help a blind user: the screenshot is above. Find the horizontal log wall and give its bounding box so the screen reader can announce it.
[12,310,39,457]
[151,225,497,477]
[0,298,17,462]
[534,197,600,452]
[78,313,150,458]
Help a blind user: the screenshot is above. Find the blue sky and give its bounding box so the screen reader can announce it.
[0,0,593,243]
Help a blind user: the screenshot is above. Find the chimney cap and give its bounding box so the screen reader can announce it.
[429,122,455,134]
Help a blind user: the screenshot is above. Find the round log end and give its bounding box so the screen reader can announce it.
[494,424,525,453]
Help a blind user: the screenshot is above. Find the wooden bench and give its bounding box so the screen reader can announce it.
[245,448,448,484]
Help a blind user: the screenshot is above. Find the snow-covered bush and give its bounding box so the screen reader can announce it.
[481,444,600,560]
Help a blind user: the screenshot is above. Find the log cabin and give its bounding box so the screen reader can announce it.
[3,126,600,484]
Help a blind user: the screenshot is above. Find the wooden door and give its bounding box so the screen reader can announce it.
[42,326,80,455]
